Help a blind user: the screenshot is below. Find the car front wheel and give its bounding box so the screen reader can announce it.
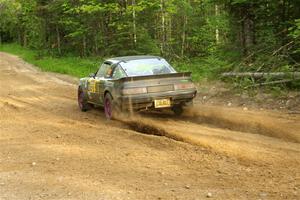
[78,87,90,112]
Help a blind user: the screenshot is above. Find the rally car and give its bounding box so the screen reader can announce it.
[78,56,197,119]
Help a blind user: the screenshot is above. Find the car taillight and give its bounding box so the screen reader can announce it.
[174,83,195,90]
[122,87,147,95]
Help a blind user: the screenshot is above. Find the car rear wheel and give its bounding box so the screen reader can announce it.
[78,87,91,112]
[104,93,120,120]
[172,104,183,116]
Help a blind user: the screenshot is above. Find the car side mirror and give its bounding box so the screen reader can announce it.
[89,73,95,78]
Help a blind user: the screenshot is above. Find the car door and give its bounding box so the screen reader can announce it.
[93,62,114,105]
[86,74,98,103]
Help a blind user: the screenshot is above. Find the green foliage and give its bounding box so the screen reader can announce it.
[290,19,300,39]
[0,0,299,88]
[173,55,229,81]
[0,0,21,42]
[289,19,300,56]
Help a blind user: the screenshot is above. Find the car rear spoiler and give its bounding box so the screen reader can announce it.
[118,72,192,82]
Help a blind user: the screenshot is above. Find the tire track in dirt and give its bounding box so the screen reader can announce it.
[183,106,300,143]
[116,109,300,165]
[127,106,300,144]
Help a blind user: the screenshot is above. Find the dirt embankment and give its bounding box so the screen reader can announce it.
[0,52,299,200]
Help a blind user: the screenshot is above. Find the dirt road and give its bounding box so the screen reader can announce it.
[0,52,299,200]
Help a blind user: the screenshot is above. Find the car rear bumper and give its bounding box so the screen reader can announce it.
[118,90,197,110]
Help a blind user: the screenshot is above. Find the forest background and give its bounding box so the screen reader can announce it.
[1,0,300,89]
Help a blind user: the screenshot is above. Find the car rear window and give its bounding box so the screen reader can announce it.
[120,58,176,77]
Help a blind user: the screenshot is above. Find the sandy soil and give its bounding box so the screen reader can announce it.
[0,52,299,200]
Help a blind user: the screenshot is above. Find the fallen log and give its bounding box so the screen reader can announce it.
[222,72,300,79]
[245,79,300,88]
[288,111,300,115]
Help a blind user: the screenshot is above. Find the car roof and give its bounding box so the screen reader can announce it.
[106,55,162,64]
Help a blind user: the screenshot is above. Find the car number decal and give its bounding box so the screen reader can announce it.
[88,79,100,93]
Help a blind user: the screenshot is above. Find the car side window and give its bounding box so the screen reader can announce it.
[112,65,127,79]
[96,63,113,78]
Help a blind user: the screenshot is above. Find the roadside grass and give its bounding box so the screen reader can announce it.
[0,43,226,81]
[0,43,100,77]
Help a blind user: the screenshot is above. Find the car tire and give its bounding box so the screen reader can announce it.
[172,104,183,116]
[104,93,120,120]
[78,87,90,112]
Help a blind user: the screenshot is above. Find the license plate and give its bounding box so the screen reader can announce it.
[154,99,171,108]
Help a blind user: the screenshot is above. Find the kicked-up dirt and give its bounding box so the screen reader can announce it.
[0,52,299,200]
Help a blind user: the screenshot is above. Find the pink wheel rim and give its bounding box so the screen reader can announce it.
[105,98,112,118]
[78,90,84,109]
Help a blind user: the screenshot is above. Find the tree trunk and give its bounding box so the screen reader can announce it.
[215,4,220,44]
[160,0,165,55]
[23,31,27,47]
[241,5,255,56]
[243,17,254,49]
[280,0,289,45]
[181,15,187,57]
[94,34,98,55]
[18,30,22,45]
[56,25,61,55]
[132,0,137,46]
[82,35,87,57]
[166,14,172,56]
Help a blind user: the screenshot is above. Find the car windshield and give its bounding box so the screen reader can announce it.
[120,58,176,77]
